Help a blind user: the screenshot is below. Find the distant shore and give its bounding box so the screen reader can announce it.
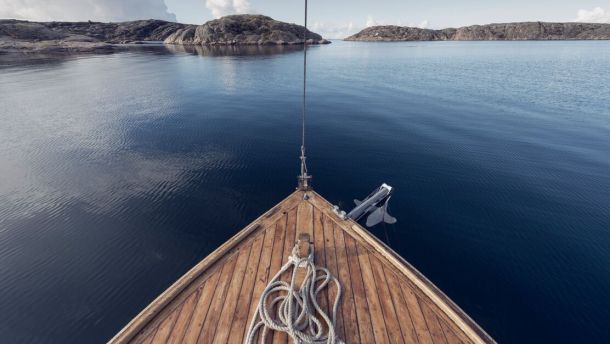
[3,18,610,55]
[345,22,610,41]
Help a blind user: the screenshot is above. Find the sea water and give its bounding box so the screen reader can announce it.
[1,41,609,343]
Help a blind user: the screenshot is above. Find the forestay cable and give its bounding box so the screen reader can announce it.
[298,0,311,190]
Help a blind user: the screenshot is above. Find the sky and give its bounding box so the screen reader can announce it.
[1,0,609,38]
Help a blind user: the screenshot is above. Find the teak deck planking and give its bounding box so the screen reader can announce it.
[110,190,495,344]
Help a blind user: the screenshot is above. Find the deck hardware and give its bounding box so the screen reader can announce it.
[347,183,397,227]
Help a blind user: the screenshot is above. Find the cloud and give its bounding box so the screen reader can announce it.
[312,21,357,39]
[312,17,431,39]
[0,0,176,22]
[364,16,430,29]
[575,7,610,23]
[205,0,251,18]
[418,20,429,29]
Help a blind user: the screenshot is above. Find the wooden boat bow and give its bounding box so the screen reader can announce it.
[109,190,495,344]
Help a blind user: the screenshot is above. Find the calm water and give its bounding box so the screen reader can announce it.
[1,41,609,343]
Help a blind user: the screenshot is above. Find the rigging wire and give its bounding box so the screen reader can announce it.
[298,0,311,190]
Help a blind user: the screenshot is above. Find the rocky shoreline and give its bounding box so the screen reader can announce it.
[345,22,610,41]
[164,15,330,45]
[0,15,329,54]
[0,19,186,53]
[3,17,609,54]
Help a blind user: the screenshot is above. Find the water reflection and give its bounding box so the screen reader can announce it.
[164,43,304,57]
[0,43,306,70]
[0,52,77,69]
[0,45,170,69]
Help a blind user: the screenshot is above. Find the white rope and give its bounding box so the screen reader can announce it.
[245,244,344,344]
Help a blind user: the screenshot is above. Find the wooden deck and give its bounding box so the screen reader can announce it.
[109,190,494,344]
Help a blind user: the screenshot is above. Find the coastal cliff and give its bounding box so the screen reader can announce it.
[164,15,330,45]
[345,22,610,41]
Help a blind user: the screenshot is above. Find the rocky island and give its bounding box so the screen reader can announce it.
[0,19,187,53]
[0,15,328,54]
[345,22,610,41]
[164,15,329,45]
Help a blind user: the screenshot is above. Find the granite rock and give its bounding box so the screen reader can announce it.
[345,22,610,41]
[164,15,330,45]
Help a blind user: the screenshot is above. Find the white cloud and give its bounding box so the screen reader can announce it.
[364,16,430,29]
[312,21,357,39]
[205,0,250,19]
[366,15,377,27]
[0,0,176,22]
[575,7,610,23]
[315,17,430,39]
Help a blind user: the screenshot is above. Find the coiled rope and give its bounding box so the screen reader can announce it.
[245,243,344,344]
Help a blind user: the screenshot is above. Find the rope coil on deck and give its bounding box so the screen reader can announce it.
[245,242,344,344]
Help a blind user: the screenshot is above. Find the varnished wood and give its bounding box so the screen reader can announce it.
[166,290,199,344]
[357,243,391,344]
[226,232,266,343]
[182,266,222,343]
[312,208,329,323]
[370,255,405,344]
[150,306,180,344]
[322,215,342,339]
[383,264,420,344]
[271,210,291,344]
[241,222,276,343]
[332,224,360,344]
[344,233,376,343]
[198,251,238,342]
[213,243,253,343]
[401,280,435,344]
[109,190,494,344]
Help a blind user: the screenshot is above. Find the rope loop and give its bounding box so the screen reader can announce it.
[245,242,344,344]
